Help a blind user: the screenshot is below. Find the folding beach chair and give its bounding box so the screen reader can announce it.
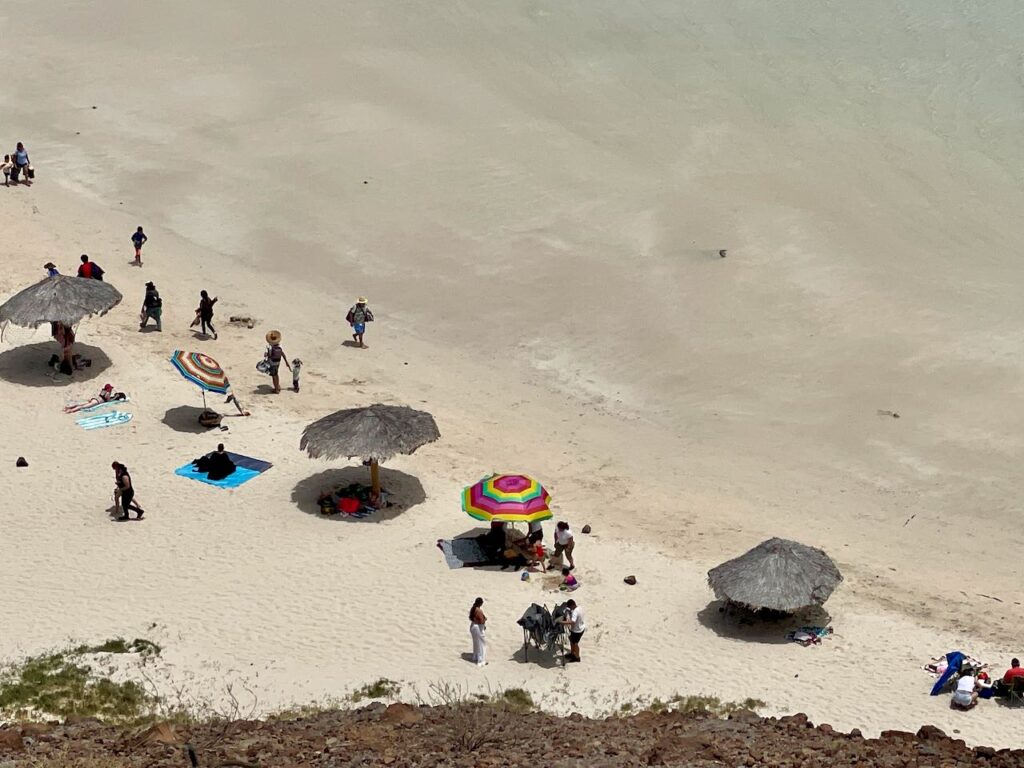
[1009,677,1024,707]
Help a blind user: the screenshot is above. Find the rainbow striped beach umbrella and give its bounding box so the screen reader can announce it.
[170,350,230,406]
[462,473,553,524]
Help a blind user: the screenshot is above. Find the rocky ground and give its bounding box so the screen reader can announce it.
[1,704,1022,767]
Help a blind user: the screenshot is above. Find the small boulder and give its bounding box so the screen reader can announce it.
[15,457,26,468]
[0,730,24,752]
[381,703,422,726]
[916,724,946,741]
[581,524,592,534]
[624,575,637,585]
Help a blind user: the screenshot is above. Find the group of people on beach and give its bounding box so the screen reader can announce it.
[470,594,586,668]
[928,653,1024,710]
[469,518,584,667]
[1,142,31,186]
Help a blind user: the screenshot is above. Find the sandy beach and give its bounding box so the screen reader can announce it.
[2,0,1024,748]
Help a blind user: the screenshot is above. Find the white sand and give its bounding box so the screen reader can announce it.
[2,0,1024,746]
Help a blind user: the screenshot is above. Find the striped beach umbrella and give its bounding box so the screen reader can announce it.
[170,350,230,409]
[462,473,553,523]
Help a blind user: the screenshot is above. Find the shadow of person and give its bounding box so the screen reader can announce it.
[162,405,214,434]
[291,466,426,523]
[696,600,832,645]
[0,341,112,387]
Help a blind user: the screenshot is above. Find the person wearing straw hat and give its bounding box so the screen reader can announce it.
[346,297,374,348]
[43,262,59,277]
[264,330,291,394]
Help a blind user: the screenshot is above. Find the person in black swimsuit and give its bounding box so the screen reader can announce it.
[111,461,145,520]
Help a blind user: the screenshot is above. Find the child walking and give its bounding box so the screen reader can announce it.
[1,155,11,187]
[131,226,148,266]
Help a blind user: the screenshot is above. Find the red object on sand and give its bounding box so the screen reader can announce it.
[338,497,360,514]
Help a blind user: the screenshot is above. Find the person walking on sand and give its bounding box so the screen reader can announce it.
[557,599,585,663]
[469,597,487,667]
[131,226,148,266]
[77,254,105,281]
[346,297,374,348]
[44,262,59,277]
[111,461,144,520]
[12,142,29,185]
[196,290,218,339]
[1,155,12,186]
[265,330,291,394]
[140,281,162,331]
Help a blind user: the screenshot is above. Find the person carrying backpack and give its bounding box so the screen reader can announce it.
[346,297,374,348]
[77,254,105,281]
[140,281,162,331]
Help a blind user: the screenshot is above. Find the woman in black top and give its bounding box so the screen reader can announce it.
[112,462,145,520]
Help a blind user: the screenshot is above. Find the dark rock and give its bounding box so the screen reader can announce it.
[916,724,946,741]
[779,713,808,727]
[975,745,997,759]
[382,703,423,726]
[624,575,637,585]
[581,525,592,534]
[0,730,23,752]
[849,728,863,739]
[15,457,27,467]
[879,730,915,742]
[817,723,834,735]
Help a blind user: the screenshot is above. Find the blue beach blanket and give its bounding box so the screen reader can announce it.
[76,411,133,430]
[174,452,272,489]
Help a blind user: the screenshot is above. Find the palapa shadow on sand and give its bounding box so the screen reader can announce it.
[0,341,112,387]
[697,600,832,645]
[291,466,426,523]
[162,405,214,434]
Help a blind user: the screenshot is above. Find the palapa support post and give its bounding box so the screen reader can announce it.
[370,458,381,499]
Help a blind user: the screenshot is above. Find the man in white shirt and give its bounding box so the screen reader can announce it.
[558,599,585,663]
[554,521,576,569]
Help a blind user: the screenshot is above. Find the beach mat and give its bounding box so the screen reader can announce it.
[437,538,498,569]
[76,411,133,430]
[175,452,272,489]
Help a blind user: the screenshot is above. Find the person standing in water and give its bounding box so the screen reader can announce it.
[469,597,487,667]
[131,227,148,266]
[346,297,374,348]
[111,461,144,520]
[264,330,291,394]
[197,290,218,339]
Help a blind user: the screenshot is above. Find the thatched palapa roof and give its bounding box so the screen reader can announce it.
[0,276,123,330]
[300,404,440,463]
[707,537,842,613]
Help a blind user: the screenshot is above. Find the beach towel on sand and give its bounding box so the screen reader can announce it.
[175,452,272,489]
[76,411,133,430]
[437,538,501,569]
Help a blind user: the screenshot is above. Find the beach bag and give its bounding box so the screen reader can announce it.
[198,410,222,428]
[26,166,34,180]
[256,358,271,374]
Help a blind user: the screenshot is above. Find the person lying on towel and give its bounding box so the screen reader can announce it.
[193,444,236,481]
